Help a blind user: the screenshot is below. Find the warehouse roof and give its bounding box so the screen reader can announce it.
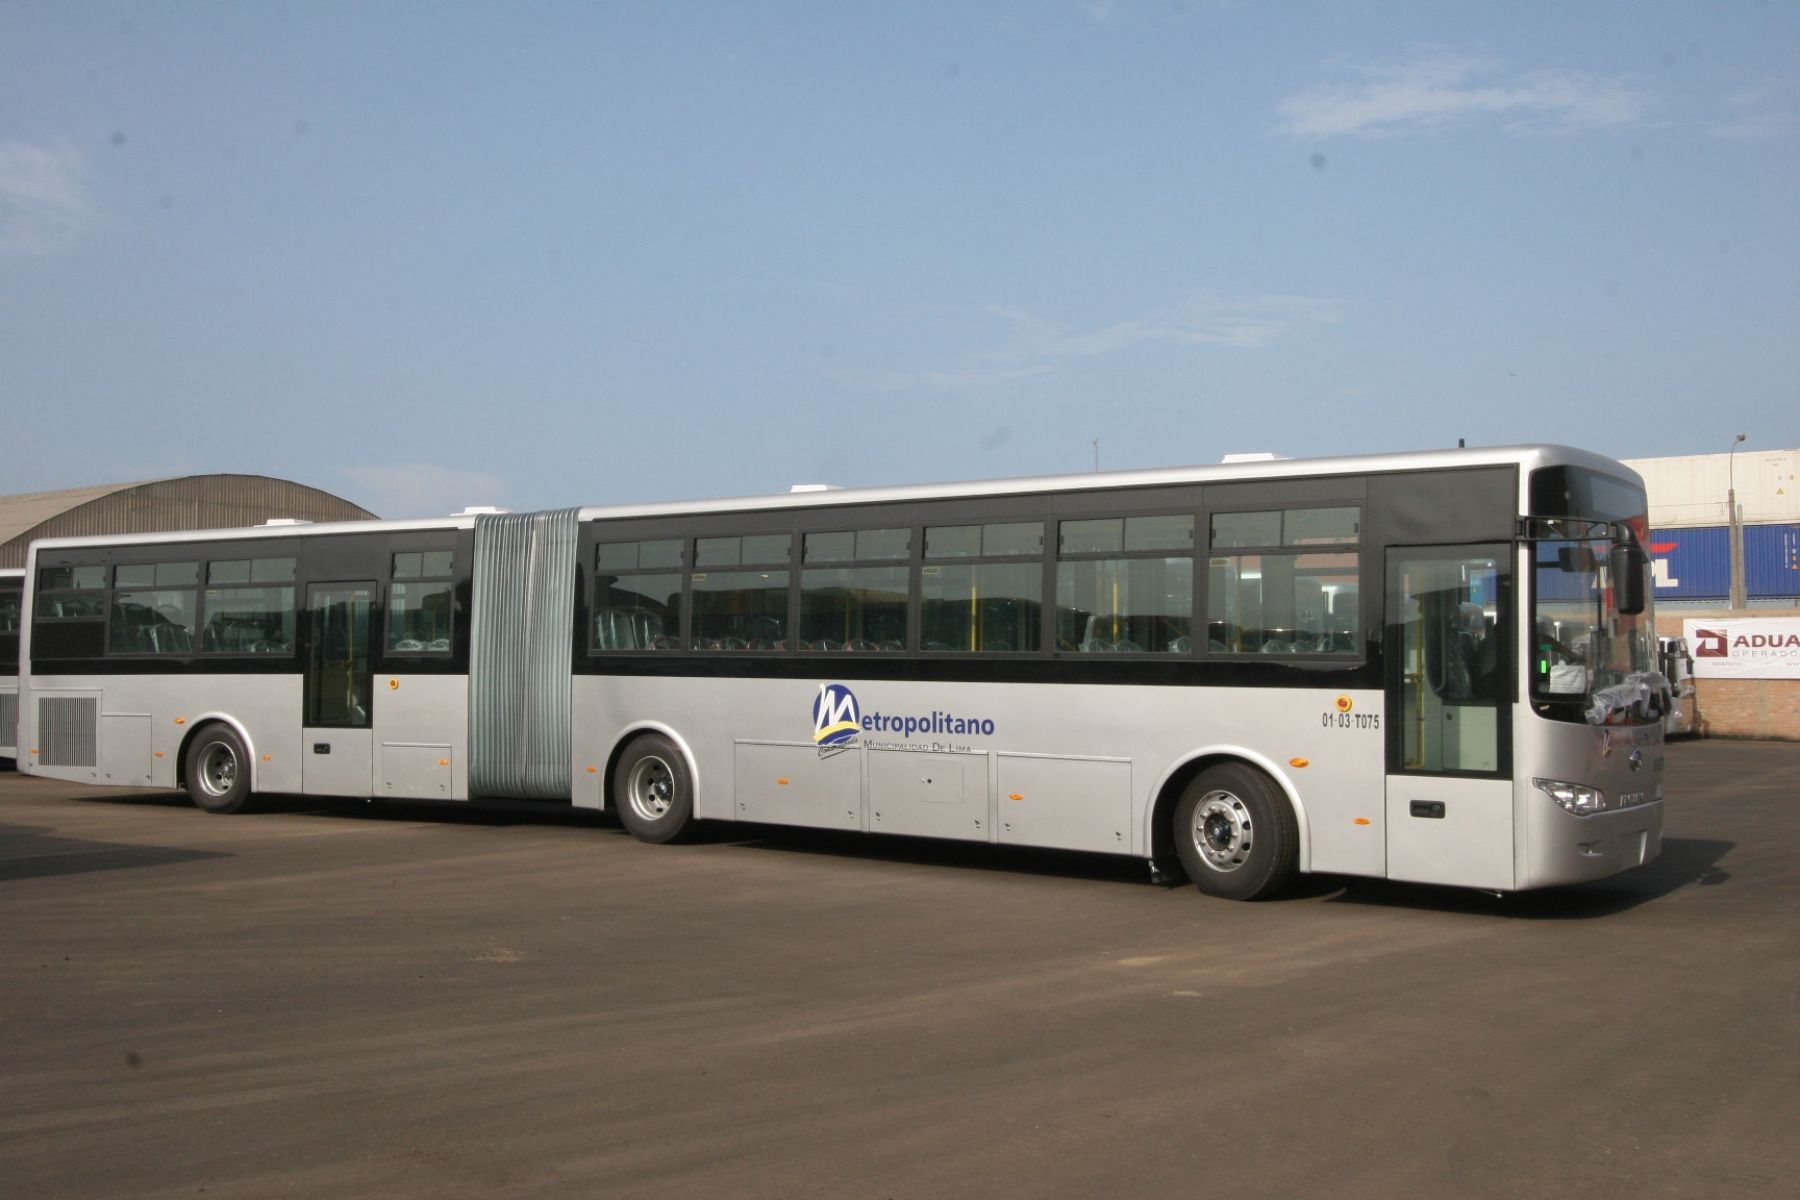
[0,475,377,569]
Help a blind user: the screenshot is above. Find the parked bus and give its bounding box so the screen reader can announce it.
[1657,636,1697,737]
[16,445,1669,899]
[1,568,20,761]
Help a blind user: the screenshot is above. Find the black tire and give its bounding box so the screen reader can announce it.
[1173,763,1298,900]
[612,733,694,844]
[184,724,255,815]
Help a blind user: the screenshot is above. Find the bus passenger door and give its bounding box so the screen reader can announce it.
[303,582,376,797]
[1384,548,1515,890]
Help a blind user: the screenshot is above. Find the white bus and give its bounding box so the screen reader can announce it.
[1,568,20,761]
[16,445,1670,899]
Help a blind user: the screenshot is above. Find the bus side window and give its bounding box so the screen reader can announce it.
[919,522,1043,653]
[689,534,790,651]
[388,550,457,654]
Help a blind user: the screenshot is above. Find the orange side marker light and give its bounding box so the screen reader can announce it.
[1354,817,1372,826]
[1289,757,1310,768]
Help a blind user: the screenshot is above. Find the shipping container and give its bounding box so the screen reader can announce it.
[1647,526,1729,601]
[1745,523,1800,598]
[1625,448,1800,527]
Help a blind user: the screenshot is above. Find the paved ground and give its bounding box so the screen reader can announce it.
[1,740,1796,1200]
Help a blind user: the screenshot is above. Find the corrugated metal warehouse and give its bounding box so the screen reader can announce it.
[0,475,376,569]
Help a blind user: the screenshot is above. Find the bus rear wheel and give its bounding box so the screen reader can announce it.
[185,725,255,815]
[1174,763,1297,901]
[612,733,694,844]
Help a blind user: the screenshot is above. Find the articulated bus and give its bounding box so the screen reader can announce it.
[16,445,1670,900]
[1,568,20,761]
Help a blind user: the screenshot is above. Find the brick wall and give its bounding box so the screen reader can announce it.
[1655,609,1800,741]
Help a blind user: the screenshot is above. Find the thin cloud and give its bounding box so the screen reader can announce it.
[336,464,507,519]
[846,364,1056,393]
[1711,79,1799,140]
[0,139,98,256]
[1077,1,1118,27]
[844,292,1343,393]
[1276,54,1647,139]
[987,293,1346,358]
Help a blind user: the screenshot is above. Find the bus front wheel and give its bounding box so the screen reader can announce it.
[612,734,694,844]
[185,725,254,815]
[1173,763,1297,901]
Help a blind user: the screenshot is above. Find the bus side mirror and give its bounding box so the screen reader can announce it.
[1611,544,1646,615]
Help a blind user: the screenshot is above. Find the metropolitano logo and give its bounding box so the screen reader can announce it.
[812,683,861,754]
[1694,628,1729,658]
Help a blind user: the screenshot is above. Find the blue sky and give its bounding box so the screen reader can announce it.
[3,1,1796,518]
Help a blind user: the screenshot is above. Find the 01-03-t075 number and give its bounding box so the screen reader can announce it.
[1321,711,1380,730]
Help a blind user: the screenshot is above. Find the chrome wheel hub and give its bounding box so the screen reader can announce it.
[626,756,675,821]
[1193,791,1253,873]
[198,743,238,797]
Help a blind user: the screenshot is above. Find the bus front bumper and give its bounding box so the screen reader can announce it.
[1523,798,1664,889]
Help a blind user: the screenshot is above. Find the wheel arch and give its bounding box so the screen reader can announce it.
[175,714,261,792]
[601,721,702,818]
[1145,746,1312,874]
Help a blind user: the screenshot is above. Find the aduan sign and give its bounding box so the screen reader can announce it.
[1683,617,1800,680]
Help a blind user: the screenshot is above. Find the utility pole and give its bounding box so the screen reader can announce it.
[1728,432,1747,609]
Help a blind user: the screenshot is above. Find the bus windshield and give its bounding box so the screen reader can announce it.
[1529,520,1657,721]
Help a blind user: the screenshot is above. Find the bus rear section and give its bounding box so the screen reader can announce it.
[19,523,477,807]
[1,568,21,762]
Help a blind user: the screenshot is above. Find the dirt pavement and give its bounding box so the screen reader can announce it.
[1,740,1796,1199]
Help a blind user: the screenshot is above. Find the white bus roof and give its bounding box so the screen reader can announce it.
[574,443,1636,522]
[22,443,1636,554]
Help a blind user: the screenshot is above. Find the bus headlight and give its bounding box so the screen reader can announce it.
[1534,778,1607,815]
